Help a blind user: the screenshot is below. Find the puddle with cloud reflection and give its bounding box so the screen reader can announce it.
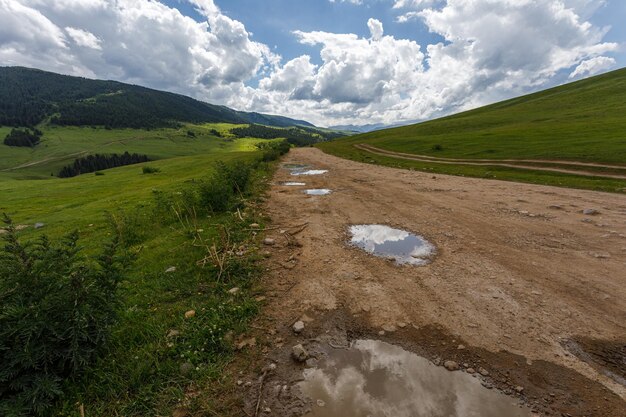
[305,189,332,195]
[300,339,531,417]
[291,169,329,176]
[349,224,435,265]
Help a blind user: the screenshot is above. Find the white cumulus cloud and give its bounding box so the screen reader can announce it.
[569,55,616,78]
[0,0,619,126]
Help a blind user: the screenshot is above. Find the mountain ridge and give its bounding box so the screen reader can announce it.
[0,66,314,129]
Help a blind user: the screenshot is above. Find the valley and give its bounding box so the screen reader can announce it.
[1,66,624,417]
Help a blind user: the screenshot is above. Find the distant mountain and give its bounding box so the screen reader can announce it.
[329,123,391,133]
[0,66,314,129]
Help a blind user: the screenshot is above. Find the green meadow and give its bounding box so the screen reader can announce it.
[0,123,255,179]
[0,126,283,416]
[320,67,626,192]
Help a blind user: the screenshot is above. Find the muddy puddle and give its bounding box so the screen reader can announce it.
[279,181,306,186]
[300,339,530,417]
[563,338,626,386]
[349,224,435,265]
[305,189,332,195]
[282,163,328,176]
[291,169,329,176]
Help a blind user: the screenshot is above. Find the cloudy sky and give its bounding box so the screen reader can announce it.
[0,0,624,127]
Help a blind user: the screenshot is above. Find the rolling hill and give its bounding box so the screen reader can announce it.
[0,66,313,129]
[319,67,626,192]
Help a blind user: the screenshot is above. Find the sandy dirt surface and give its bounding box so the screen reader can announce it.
[239,147,626,417]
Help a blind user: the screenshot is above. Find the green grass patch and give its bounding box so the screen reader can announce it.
[1,142,287,416]
[0,124,279,179]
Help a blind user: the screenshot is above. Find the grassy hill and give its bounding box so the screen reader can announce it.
[0,66,313,129]
[319,68,626,192]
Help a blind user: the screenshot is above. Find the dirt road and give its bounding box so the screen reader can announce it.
[243,147,626,416]
[356,144,626,179]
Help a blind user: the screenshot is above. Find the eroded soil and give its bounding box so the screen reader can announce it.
[238,147,626,417]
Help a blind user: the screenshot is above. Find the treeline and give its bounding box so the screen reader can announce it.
[3,128,42,147]
[0,67,243,129]
[59,152,149,178]
[231,124,344,146]
[0,67,315,129]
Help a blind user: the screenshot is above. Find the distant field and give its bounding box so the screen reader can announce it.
[0,123,259,179]
[0,149,254,237]
[320,68,626,192]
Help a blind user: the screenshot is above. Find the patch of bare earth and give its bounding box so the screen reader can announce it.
[234,148,626,417]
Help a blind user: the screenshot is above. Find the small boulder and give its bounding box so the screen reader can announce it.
[263,238,276,246]
[293,320,305,334]
[228,287,240,295]
[466,368,476,374]
[250,223,260,229]
[292,344,308,362]
[515,385,525,393]
[34,222,45,229]
[444,360,460,371]
[478,367,489,376]
[184,310,196,319]
[165,266,177,273]
[583,208,600,215]
[382,324,397,333]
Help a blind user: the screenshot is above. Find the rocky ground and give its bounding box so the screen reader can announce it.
[235,148,626,417]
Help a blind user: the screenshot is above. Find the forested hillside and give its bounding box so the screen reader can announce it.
[0,67,314,129]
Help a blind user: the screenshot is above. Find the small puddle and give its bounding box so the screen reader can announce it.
[300,340,531,417]
[305,189,332,195]
[291,169,329,176]
[279,181,306,186]
[349,224,435,265]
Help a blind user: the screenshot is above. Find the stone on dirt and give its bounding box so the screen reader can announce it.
[263,238,276,246]
[583,208,600,215]
[293,320,305,333]
[236,337,257,350]
[292,344,308,362]
[478,367,490,376]
[444,360,460,371]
